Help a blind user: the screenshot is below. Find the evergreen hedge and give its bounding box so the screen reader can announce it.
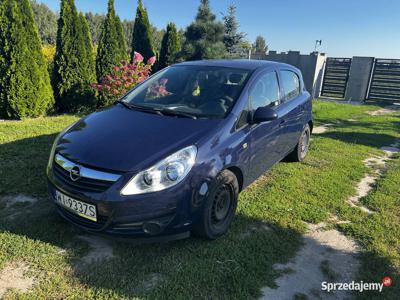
[158,22,180,70]
[96,0,127,82]
[0,0,54,119]
[131,0,154,62]
[53,0,96,112]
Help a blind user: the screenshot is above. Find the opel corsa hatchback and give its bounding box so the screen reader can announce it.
[47,60,313,240]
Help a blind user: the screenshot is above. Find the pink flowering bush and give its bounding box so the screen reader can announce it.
[92,52,156,107]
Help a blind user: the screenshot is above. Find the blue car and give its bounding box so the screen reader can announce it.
[47,60,312,240]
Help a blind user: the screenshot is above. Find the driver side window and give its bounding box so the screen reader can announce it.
[249,72,280,110]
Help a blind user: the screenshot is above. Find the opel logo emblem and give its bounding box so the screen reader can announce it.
[70,166,81,181]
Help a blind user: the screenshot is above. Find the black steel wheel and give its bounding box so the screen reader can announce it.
[193,169,239,239]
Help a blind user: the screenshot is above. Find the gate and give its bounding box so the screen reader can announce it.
[367,59,400,102]
[320,58,351,99]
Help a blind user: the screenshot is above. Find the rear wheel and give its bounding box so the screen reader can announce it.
[193,170,239,239]
[286,124,311,162]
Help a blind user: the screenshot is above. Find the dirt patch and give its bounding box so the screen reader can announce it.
[367,105,400,116]
[260,223,360,299]
[347,141,399,213]
[0,261,35,298]
[141,273,165,292]
[1,194,37,209]
[76,235,115,266]
[313,123,334,134]
[0,194,44,222]
[240,222,273,238]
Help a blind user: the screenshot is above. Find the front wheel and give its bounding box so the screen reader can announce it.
[193,170,239,239]
[286,124,311,162]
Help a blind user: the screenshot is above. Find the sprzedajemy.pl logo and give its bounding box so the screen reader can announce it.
[321,277,392,293]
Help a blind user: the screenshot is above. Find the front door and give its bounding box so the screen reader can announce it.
[247,70,283,182]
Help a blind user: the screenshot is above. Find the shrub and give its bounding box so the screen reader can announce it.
[96,0,127,82]
[92,52,155,105]
[53,0,96,113]
[181,0,226,60]
[158,22,180,70]
[0,0,54,119]
[131,0,154,62]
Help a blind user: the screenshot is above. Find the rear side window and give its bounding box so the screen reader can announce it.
[281,70,300,101]
[249,72,280,110]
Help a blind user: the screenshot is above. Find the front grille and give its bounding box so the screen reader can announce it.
[53,163,114,193]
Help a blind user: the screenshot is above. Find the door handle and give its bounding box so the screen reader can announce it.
[279,120,286,127]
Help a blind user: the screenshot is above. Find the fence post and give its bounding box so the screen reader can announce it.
[345,57,375,102]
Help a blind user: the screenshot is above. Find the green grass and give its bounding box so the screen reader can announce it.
[0,100,399,299]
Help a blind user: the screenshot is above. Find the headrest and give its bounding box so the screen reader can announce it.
[229,73,243,84]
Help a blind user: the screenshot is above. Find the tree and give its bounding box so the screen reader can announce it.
[85,12,106,45]
[30,0,58,44]
[158,22,180,70]
[115,15,127,57]
[150,25,165,54]
[131,0,154,62]
[0,0,54,119]
[122,19,134,53]
[79,12,96,82]
[53,0,96,112]
[253,35,268,54]
[181,0,225,60]
[96,0,127,82]
[223,4,246,57]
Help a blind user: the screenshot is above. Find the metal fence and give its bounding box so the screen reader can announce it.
[320,58,352,99]
[367,59,400,102]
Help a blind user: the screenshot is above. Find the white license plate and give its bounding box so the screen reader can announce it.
[55,190,97,222]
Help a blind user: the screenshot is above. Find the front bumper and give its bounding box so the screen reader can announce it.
[47,172,198,239]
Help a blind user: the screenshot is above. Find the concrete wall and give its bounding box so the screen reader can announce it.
[251,50,327,98]
[345,57,374,101]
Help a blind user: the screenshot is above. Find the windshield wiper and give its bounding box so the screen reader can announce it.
[115,99,132,109]
[155,108,198,119]
[115,101,197,119]
[115,100,163,116]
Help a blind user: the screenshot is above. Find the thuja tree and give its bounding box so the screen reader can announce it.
[53,0,96,112]
[96,0,127,82]
[131,0,154,62]
[79,12,96,84]
[0,0,54,119]
[158,22,180,70]
[181,0,225,60]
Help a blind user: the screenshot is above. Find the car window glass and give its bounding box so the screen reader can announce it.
[249,72,280,110]
[281,70,300,101]
[123,66,251,119]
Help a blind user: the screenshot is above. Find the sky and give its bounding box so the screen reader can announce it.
[39,0,400,58]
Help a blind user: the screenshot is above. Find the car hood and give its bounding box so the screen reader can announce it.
[56,105,222,172]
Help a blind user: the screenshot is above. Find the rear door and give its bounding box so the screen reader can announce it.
[275,69,308,155]
[246,70,283,182]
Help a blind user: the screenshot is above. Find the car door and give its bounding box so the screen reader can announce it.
[274,69,307,156]
[246,70,284,182]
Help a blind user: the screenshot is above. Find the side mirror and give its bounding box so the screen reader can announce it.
[252,106,278,123]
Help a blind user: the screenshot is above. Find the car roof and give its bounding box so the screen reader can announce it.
[174,59,294,71]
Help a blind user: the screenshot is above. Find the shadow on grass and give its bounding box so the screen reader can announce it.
[318,131,397,149]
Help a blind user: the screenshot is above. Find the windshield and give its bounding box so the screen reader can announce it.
[120,65,251,119]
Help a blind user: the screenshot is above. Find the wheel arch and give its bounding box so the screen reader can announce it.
[226,166,244,192]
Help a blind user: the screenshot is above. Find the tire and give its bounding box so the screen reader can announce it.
[286,124,311,162]
[193,169,239,240]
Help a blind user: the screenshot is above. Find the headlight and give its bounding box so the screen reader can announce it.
[121,145,197,195]
[46,120,80,172]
